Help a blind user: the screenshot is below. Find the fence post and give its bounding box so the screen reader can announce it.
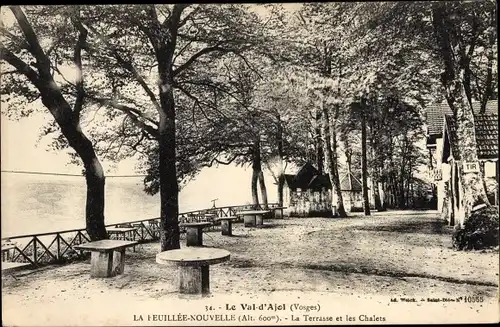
[56,234,61,260]
[33,237,38,264]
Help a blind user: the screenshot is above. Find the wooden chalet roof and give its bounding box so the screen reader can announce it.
[339,172,363,192]
[283,162,332,190]
[426,100,497,137]
[443,113,498,161]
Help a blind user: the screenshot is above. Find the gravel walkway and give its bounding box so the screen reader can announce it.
[2,210,498,325]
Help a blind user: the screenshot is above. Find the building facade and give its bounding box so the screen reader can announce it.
[425,100,498,226]
[282,163,375,217]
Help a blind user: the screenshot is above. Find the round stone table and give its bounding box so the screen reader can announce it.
[157,247,230,294]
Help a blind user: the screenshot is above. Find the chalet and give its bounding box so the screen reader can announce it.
[439,112,498,226]
[425,100,498,214]
[282,162,334,217]
[282,162,375,217]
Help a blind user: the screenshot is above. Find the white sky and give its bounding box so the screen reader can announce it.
[1,111,138,175]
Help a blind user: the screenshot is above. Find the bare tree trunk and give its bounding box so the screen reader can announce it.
[342,132,353,174]
[276,114,285,206]
[372,172,383,211]
[278,174,285,206]
[399,160,406,208]
[258,171,268,209]
[368,127,383,211]
[154,6,188,251]
[321,102,347,217]
[59,119,108,241]
[157,77,180,251]
[83,157,107,241]
[314,106,324,173]
[379,176,386,210]
[479,5,496,113]
[360,99,371,216]
[251,139,261,209]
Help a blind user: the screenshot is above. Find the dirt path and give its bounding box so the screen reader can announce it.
[2,210,498,325]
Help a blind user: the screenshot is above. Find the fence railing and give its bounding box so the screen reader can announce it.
[1,202,279,267]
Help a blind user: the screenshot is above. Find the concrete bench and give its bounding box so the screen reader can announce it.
[156,247,230,294]
[203,213,217,221]
[270,206,287,219]
[236,210,271,227]
[107,227,137,240]
[179,222,212,246]
[2,261,31,283]
[214,216,239,236]
[2,262,31,274]
[1,243,17,261]
[74,240,138,278]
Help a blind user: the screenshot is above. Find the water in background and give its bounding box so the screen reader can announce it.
[1,165,277,237]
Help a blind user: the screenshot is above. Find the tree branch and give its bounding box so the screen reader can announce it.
[0,43,42,88]
[178,6,200,29]
[83,22,162,112]
[0,27,30,50]
[71,11,88,120]
[173,44,228,78]
[89,97,160,139]
[9,6,51,77]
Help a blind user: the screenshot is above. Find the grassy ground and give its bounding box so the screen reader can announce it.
[2,210,499,326]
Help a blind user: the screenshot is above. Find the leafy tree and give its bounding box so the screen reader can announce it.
[279,2,368,217]
[68,4,270,250]
[1,6,108,240]
[365,0,496,223]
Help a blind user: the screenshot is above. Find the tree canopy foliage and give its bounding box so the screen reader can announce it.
[1,2,496,244]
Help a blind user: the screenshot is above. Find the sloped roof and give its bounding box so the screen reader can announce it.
[283,174,296,188]
[309,174,332,189]
[443,113,498,161]
[339,172,363,191]
[293,162,319,189]
[426,100,497,136]
[283,162,332,190]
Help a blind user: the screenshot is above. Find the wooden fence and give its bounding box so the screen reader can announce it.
[1,203,278,267]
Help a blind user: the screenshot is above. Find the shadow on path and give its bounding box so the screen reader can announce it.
[227,257,497,288]
[353,219,452,235]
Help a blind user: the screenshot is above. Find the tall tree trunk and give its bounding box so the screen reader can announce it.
[157,76,180,251]
[360,99,371,216]
[258,171,268,209]
[278,174,285,206]
[379,176,386,210]
[251,139,261,209]
[321,102,348,217]
[399,159,406,208]
[276,115,285,206]
[153,5,187,251]
[314,106,324,173]
[342,133,353,174]
[368,127,383,211]
[480,5,496,113]
[432,5,490,225]
[372,172,383,211]
[83,153,107,241]
[58,119,108,241]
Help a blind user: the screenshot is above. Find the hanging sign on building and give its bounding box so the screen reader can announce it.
[433,169,442,181]
[463,161,480,173]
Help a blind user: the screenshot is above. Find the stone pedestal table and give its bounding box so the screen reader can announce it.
[156,247,230,294]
